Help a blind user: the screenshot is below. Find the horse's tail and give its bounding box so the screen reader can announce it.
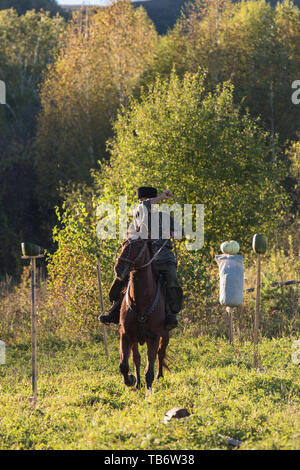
[158,336,172,372]
[162,353,171,372]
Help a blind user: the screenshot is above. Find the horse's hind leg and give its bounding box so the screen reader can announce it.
[156,335,169,380]
[145,338,160,390]
[119,333,135,387]
[131,342,141,389]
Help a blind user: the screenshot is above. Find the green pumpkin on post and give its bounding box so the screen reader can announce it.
[252,234,268,254]
[21,242,41,257]
[220,240,240,255]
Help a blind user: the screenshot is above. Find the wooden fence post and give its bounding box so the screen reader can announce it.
[30,257,37,405]
[21,246,44,405]
[253,253,261,369]
[226,306,234,346]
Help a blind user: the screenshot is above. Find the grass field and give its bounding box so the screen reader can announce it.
[0,331,299,450]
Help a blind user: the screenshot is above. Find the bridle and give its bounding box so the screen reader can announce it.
[116,239,148,269]
[116,238,169,271]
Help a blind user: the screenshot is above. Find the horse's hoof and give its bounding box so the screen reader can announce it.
[122,374,136,387]
[128,374,136,386]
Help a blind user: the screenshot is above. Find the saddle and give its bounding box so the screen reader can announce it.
[100,265,178,333]
[102,273,176,326]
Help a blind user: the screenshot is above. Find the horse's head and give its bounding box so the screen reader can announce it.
[114,238,149,280]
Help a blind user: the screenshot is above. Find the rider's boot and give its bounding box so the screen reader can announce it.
[98,299,121,325]
[165,304,178,330]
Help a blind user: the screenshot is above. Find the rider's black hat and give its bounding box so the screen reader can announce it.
[137,186,157,199]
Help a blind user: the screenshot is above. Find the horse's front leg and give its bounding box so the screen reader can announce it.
[131,342,141,389]
[145,338,160,390]
[119,333,135,387]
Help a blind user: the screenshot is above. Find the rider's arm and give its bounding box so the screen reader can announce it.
[145,189,174,205]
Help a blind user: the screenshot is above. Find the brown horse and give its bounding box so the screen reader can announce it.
[114,238,170,391]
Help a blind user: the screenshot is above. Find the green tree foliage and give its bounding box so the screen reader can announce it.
[47,71,289,330]
[34,0,158,232]
[46,195,118,335]
[286,140,300,213]
[0,8,65,278]
[284,141,300,249]
[144,0,300,144]
[97,71,288,249]
[222,0,300,147]
[1,0,298,284]
[0,9,65,124]
[135,0,300,35]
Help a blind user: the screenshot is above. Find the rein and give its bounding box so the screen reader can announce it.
[116,241,147,267]
[117,239,169,271]
[138,239,169,269]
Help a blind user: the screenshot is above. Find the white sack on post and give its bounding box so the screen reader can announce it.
[215,254,244,307]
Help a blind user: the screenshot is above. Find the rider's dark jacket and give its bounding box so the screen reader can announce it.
[129,199,177,265]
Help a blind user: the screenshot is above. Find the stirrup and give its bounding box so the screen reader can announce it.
[98,313,114,325]
[165,313,178,330]
[98,301,121,325]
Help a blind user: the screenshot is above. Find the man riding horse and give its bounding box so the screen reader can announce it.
[99,187,183,330]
